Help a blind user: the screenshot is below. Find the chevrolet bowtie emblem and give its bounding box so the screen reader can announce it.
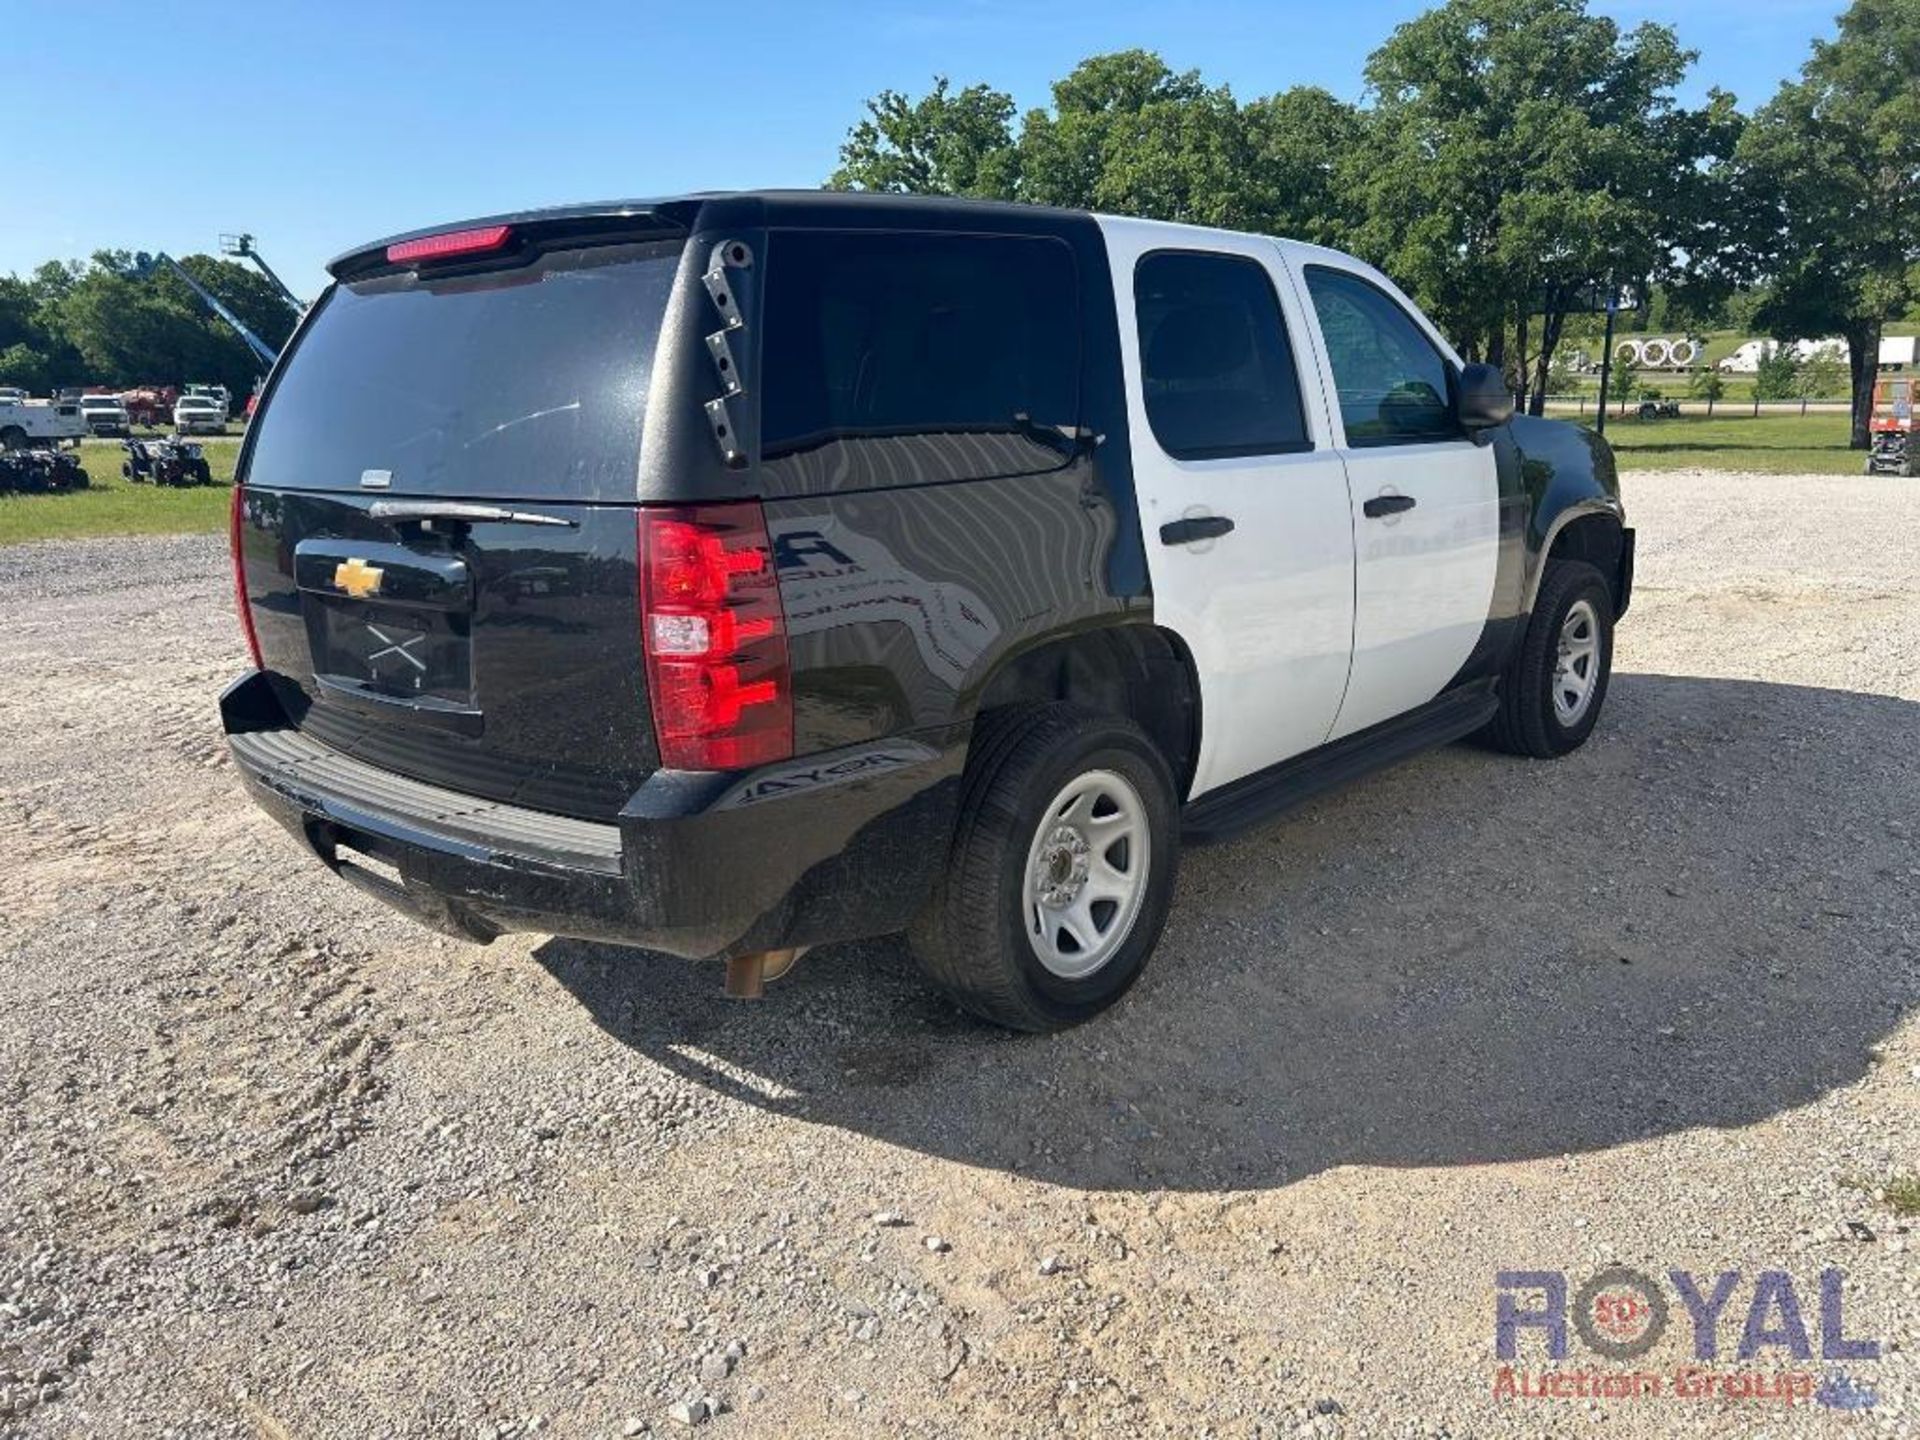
[333,557,385,599]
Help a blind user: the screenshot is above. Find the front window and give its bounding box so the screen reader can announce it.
[1303,266,1461,447]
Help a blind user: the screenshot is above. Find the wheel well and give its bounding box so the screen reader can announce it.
[1547,513,1625,607]
[974,625,1200,799]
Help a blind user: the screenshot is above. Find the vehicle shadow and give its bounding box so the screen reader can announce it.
[535,674,1919,1193]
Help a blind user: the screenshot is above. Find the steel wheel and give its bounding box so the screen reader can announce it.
[1553,598,1601,726]
[1020,768,1151,980]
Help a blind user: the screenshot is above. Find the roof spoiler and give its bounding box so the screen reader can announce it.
[328,199,704,282]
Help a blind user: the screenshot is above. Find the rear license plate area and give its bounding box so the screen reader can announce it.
[311,598,473,706]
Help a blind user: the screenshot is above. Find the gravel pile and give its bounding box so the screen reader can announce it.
[1,471,1916,1436]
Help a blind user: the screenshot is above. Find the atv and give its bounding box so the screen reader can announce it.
[1636,399,1682,421]
[0,447,89,494]
[123,436,214,487]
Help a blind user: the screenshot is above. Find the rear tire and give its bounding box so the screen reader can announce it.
[1480,559,1615,758]
[908,704,1179,1032]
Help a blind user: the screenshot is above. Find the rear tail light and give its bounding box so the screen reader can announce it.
[385,224,513,265]
[639,504,793,771]
[230,485,264,668]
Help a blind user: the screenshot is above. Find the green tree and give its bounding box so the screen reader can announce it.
[54,265,196,385]
[1356,0,1738,413]
[1797,345,1847,399]
[1687,366,1727,413]
[47,252,297,394]
[1240,86,1369,248]
[829,77,1018,197]
[0,277,39,352]
[828,52,1368,242]
[1736,0,1920,446]
[1606,354,1640,406]
[1724,286,1770,332]
[0,272,85,390]
[1544,350,1581,397]
[0,342,54,393]
[1014,52,1262,227]
[1753,346,1801,401]
[26,260,81,310]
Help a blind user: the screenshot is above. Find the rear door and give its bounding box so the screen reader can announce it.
[236,233,687,819]
[1102,220,1357,799]
[1294,259,1498,741]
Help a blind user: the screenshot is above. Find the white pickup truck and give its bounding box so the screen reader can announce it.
[0,395,86,449]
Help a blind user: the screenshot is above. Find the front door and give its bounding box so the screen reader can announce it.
[1294,261,1499,740]
[1102,221,1357,799]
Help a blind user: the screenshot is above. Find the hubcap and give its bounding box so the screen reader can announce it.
[1021,769,1151,980]
[1553,598,1601,726]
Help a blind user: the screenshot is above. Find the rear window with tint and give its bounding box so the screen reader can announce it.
[759,230,1080,490]
[1134,250,1310,459]
[244,240,682,500]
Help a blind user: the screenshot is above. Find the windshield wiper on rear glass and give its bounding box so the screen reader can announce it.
[366,500,577,528]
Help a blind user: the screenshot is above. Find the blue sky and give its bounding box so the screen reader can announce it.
[3,0,1844,295]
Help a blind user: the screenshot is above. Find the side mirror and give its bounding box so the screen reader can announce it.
[1457,362,1514,432]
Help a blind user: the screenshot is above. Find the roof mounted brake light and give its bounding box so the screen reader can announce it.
[385,225,513,265]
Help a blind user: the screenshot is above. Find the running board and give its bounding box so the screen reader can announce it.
[1181,685,1500,844]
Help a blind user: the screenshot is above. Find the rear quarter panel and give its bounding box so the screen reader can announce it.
[765,459,1129,755]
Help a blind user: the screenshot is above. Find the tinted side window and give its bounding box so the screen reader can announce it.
[1304,267,1460,447]
[1133,251,1309,459]
[759,231,1079,489]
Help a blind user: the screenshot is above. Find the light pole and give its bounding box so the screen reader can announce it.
[1595,282,1619,439]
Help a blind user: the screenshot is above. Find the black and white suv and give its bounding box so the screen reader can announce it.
[223,192,1632,1031]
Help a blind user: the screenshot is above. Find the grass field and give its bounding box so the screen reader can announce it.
[0,437,239,546]
[1589,411,1867,475]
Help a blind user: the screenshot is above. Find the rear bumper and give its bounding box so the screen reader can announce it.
[222,671,964,959]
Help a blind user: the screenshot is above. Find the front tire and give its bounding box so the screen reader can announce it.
[1481,559,1615,758]
[909,704,1179,1032]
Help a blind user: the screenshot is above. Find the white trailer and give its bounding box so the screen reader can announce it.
[1719,336,1852,373]
[1880,335,1919,370]
[0,396,86,449]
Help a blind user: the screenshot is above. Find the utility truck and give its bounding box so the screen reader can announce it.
[0,394,85,450]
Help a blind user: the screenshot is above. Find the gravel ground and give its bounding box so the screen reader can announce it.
[1,469,1916,1438]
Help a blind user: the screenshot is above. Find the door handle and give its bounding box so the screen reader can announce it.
[1363,494,1418,519]
[1159,516,1236,546]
